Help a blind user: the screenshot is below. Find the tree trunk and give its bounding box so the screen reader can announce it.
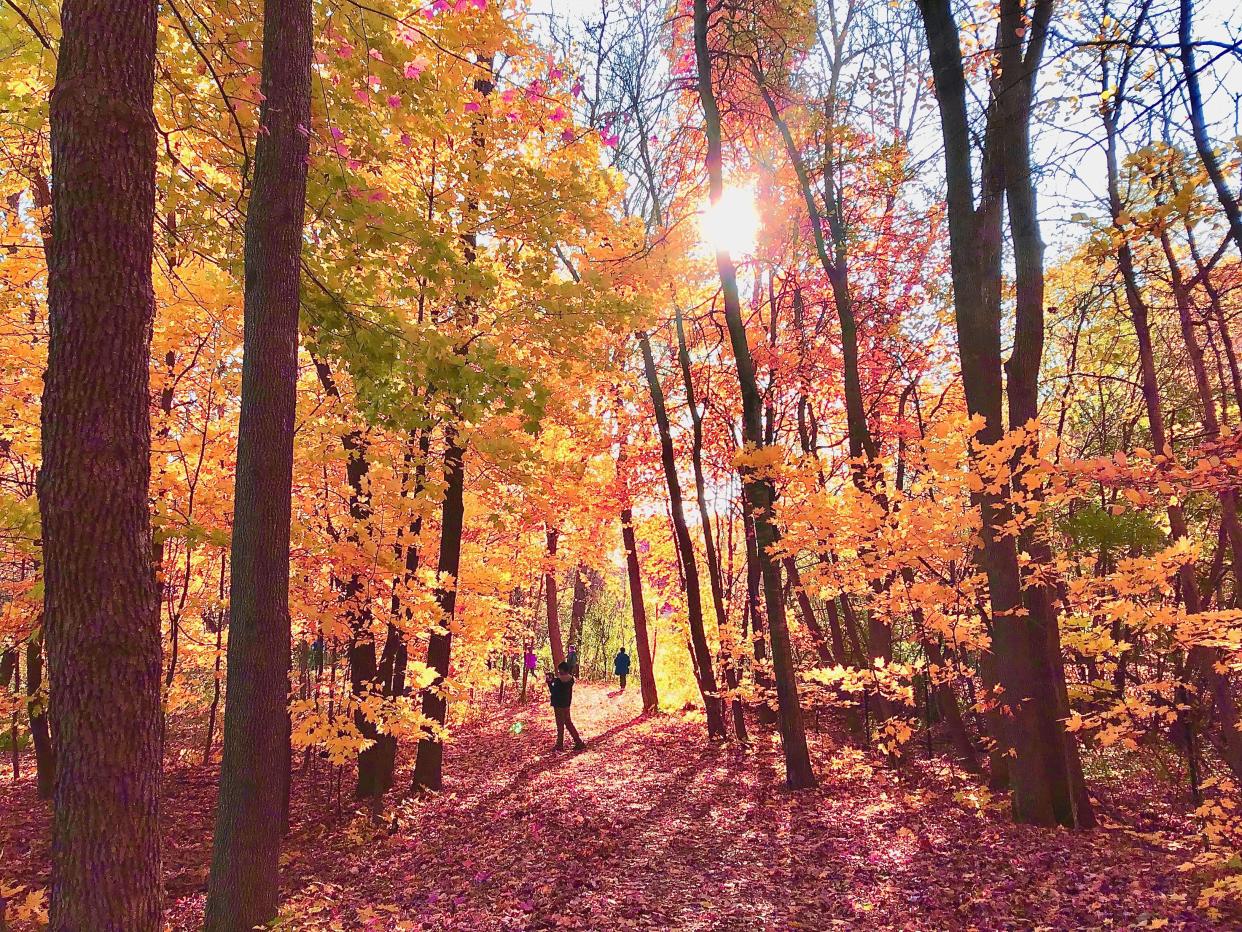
[545,529,565,667]
[639,331,727,738]
[205,0,313,926]
[568,565,588,657]
[2,648,19,782]
[621,508,661,713]
[692,0,814,786]
[40,1,163,925]
[673,306,747,740]
[784,558,834,666]
[918,0,1089,826]
[25,632,54,799]
[922,634,981,772]
[1179,0,1242,261]
[411,431,467,792]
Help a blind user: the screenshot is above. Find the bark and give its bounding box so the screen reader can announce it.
[1098,54,1242,773]
[411,430,467,792]
[313,358,395,800]
[692,0,814,786]
[41,1,163,925]
[1160,233,1242,577]
[205,0,312,926]
[822,597,849,666]
[639,331,727,737]
[621,508,661,712]
[202,554,227,765]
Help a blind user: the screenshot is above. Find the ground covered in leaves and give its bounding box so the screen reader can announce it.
[0,685,1223,929]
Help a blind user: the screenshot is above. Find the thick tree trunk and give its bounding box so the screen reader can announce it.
[205,1,313,926]
[40,1,163,925]
[639,331,727,737]
[621,508,660,712]
[692,0,814,786]
[411,431,467,792]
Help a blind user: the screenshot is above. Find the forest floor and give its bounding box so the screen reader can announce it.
[0,683,1226,929]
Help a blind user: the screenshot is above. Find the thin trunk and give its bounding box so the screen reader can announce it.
[568,566,589,655]
[41,1,163,925]
[545,529,565,667]
[1156,234,1242,774]
[621,508,660,712]
[673,306,746,740]
[1101,62,1242,772]
[26,631,54,799]
[693,0,814,786]
[203,557,226,767]
[1179,0,1242,261]
[921,627,981,772]
[784,558,834,666]
[639,331,726,737]
[205,0,313,925]
[3,648,18,783]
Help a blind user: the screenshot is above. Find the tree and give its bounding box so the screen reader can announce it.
[205,0,313,926]
[39,1,164,926]
[916,0,1092,827]
[639,330,727,737]
[692,0,816,789]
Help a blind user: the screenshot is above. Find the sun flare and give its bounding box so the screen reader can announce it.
[700,183,760,257]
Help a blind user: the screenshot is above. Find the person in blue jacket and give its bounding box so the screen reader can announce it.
[614,647,631,691]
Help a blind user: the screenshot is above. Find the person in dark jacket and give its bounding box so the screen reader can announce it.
[546,661,586,751]
[614,647,631,691]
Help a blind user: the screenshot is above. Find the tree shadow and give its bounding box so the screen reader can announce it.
[457,712,650,817]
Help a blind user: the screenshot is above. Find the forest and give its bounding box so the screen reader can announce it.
[1,0,1241,927]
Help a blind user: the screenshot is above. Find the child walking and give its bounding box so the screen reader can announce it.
[546,661,586,751]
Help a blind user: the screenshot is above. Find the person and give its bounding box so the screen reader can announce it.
[522,646,538,703]
[567,643,580,678]
[614,647,631,691]
[546,661,586,751]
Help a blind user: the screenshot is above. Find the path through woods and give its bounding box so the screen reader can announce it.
[0,685,1216,928]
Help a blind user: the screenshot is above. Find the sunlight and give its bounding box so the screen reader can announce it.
[699,182,760,257]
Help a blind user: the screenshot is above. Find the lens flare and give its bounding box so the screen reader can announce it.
[700,183,760,257]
